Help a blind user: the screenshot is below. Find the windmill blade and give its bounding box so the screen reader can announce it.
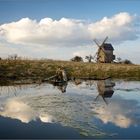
[100,46,105,53]
[92,51,98,61]
[93,39,100,48]
[96,45,108,63]
[94,94,100,101]
[99,37,108,61]
[102,96,108,105]
[101,36,108,47]
[100,47,108,61]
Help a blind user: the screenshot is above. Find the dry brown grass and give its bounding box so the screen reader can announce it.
[0,59,140,82]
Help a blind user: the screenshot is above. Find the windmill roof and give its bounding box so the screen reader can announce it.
[102,43,114,50]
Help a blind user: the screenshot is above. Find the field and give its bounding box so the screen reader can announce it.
[0,59,140,84]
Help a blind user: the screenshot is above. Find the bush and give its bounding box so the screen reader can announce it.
[71,56,83,62]
[123,59,133,64]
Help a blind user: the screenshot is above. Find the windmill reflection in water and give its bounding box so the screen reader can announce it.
[95,79,115,105]
[51,81,68,93]
[0,78,115,103]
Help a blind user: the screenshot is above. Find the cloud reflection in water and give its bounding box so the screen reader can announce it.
[0,80,140,137]
[0,98,53,123]
[93,98,135,128]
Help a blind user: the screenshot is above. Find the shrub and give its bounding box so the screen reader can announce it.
[123,59,133,64]
[71,56,83,62]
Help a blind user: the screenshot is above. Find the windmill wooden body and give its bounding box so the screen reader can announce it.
[93,37,115,63]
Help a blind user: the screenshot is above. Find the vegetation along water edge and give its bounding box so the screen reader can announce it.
[0,59,140,85]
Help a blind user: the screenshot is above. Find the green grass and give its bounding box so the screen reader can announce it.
[0,59,140,84]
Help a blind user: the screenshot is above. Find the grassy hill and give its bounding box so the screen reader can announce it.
[0,59,140,84]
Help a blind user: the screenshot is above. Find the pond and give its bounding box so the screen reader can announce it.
[0,79,140,139]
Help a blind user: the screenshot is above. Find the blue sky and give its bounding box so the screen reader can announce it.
[0,0,140,23]
[0,0,140,63]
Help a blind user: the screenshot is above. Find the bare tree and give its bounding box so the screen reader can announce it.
[85,55,94,62]
[8,54,18,60]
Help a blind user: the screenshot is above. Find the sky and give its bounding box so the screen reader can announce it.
[0,0,140,63]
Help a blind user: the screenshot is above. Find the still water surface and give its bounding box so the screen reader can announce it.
[0,79,140,139]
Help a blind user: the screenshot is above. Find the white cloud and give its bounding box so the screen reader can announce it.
[0,12,139,47]
[0,12,140,63]
[73,48,92,57]
[0,17,89,47]
[88,12,139,43]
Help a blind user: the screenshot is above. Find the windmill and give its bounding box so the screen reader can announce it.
[93,37,115,63]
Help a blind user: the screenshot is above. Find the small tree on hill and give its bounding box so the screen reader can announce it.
[85,55,94,62]
[123,59,133,64]
[8,54,18,60]
[117,57,122,63]
[71,56,83,62]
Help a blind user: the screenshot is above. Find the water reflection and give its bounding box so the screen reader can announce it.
[95,79,115,104]
[0,80,140,138]
[93,98,136,128]
[0,98,53,123]
[0,84,38,97]
[52,82,68,93]
[92,80,140,128]
[0,98,38,123]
